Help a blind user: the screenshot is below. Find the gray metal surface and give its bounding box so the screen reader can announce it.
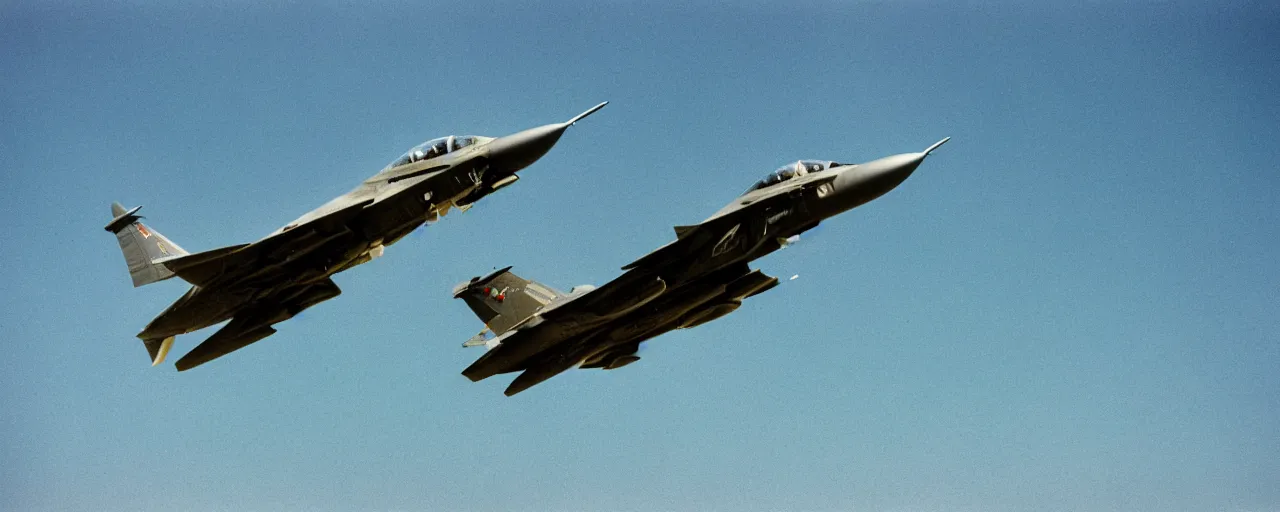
[105,103,607,370]
[457,138,950,395]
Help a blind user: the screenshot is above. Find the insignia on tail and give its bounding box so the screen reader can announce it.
[105,202,190,287]
[453,267,561,339]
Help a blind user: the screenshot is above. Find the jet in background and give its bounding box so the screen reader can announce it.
[105,102,607,371]
[456,137,950,396]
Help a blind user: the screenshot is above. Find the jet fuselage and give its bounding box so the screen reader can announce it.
[462,138,949,392]
[113,102,608,369]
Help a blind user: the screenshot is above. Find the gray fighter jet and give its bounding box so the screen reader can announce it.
[455,137,950,395]
[104,102,607,370]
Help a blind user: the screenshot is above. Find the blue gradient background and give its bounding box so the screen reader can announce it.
[2,2,1277,511]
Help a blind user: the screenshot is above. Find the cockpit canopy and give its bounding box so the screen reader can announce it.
[744,160,842,194]
[386,135,488,169]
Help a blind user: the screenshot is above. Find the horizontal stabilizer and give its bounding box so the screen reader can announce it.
[156,244,249,270]
[156,243,252,287]
[462,328,505,350]
[463,329,492,347]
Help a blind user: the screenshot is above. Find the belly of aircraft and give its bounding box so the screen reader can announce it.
[142,285,252,338]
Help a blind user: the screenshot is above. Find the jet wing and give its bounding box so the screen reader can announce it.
[621,173,837,271]
[620,212,746,271]
[462,270,668,381]
[501,264,774,395]
[175,322,278,371]
[503,348,585,396]
[174,278,341,371]
[159,198,373,286]
[536,269,667,324]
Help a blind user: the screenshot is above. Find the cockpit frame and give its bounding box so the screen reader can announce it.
[744,160,843,194]
[385,135,487,169]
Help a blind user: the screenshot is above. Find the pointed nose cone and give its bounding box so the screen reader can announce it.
[486,123,570,172]
[486,101,607,173]
[859,152,927,192]
[827,152,924,208]
[818,137,949,218]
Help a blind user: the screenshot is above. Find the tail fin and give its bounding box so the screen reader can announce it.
[452,267,561,336]
[105,202,190,287]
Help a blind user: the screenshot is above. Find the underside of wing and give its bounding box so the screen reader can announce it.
[174,279,342,371]
[503,342,592,396]
[175,323,277,371]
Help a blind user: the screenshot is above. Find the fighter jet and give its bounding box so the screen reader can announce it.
[104,102,607,370]
[455,137,950,395]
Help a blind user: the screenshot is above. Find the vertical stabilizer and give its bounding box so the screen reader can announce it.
[105,202,189,287]
[452,267,561,336]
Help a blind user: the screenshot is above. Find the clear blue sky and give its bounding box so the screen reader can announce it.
[3,2,1278,511]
